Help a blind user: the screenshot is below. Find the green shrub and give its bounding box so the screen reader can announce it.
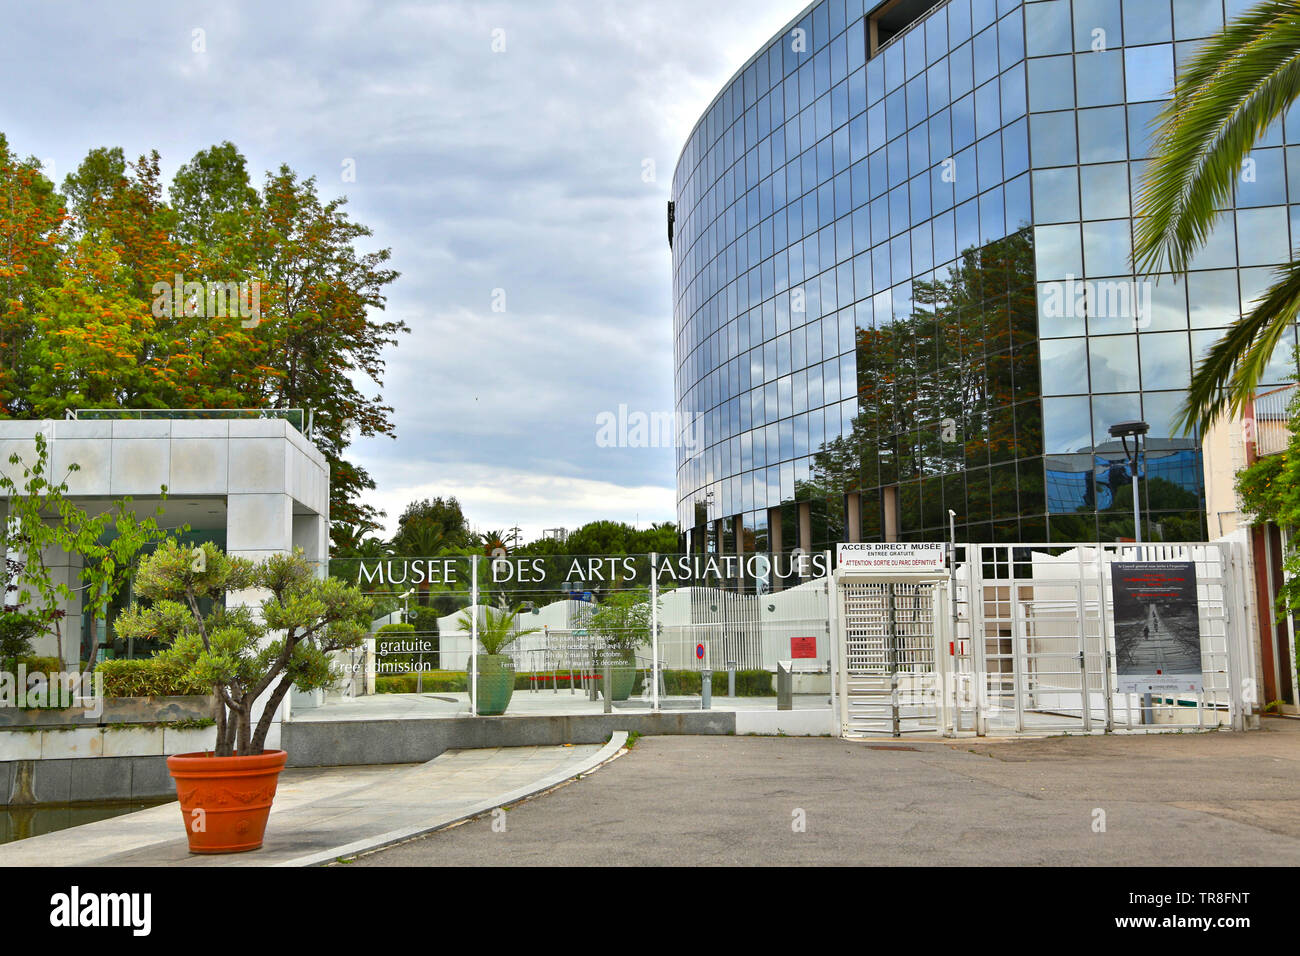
[373,667,776,697]
[96,657,210,697]
[644,668,774,697]
[375,669,468,694]
[0,656,81,709]
[6,655,64,675]
[374,622,439,671]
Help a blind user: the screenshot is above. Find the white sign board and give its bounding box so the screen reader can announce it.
[837,542,947,572]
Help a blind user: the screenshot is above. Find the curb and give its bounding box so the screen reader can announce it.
[276,731,630,867]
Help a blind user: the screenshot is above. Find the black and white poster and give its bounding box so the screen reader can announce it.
[1111,561,1203,693]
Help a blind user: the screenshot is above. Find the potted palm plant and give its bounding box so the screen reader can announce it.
[457,603,538,716]
[589,589,652,702]
[114,541,370,853]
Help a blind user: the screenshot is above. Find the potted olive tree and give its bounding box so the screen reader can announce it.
[589,589,652,702]
[115,540,370,853]
[457,604,538,716]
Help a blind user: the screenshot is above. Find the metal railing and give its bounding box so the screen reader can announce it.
[70,407,309,435]
[1253,384,1295,457]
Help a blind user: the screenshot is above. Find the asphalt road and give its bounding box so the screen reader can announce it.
[348,720,1300,866]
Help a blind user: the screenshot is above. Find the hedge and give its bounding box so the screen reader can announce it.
[374,621,439,670]
[376,667,775,697]
[95,657,210,698]
[1,655,63,676]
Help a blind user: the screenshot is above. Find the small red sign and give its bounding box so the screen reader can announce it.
[695,643,705,659]
[791,636,817,659]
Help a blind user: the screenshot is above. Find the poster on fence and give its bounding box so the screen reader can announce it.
[1110,561,1203,693]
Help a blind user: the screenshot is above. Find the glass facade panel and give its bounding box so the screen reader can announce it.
[672,0,1272,548]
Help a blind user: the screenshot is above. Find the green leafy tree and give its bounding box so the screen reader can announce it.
[390,497,473,555]
[59,495,177,677]
[588,588,654,665]
[0,432,79,664]
[114,541,372,756]
[1133,1,1300,431]
[0,135,68,415]
[2,134,407,550]
[60,146,127,232]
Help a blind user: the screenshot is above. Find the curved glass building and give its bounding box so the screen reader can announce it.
[671,0,1293,554]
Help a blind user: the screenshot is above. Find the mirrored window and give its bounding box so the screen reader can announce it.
[1041,337,1089,395]
[1030,111,1077,167]
[1173,0,1223,41]
[1236,207,1289,266]
[1088,335,1139,393]
[1076,50,1125,108]
[1080,162,1130,220]
[1044,396,1093,453]
[1083,219,1132,277]
[1028,55,1074,112]
[1034,223,1083,280]
[1073,0,1123,53]
[1033,167,1080,224]
[1124,44,1175,104]
[1026,0,1072,57]
[1122,0,1172,45]
[1138,331,1191,390]
[1077,107,1128,164]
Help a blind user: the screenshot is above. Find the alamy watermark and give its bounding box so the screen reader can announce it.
[150,273,261,328]
[595,405,704,452]
[1041,275,1152,328]
[0,666,104,719]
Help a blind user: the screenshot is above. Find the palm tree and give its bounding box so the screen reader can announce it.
[457,604,539,656]
[1133,1,1300,433]
[478,529,509,555]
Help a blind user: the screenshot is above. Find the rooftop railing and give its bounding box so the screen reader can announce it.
[69,408,309,435]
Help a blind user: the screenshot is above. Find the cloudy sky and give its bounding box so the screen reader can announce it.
[1,0,802,540]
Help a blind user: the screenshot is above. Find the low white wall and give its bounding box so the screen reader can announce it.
[0,723,253,760]
[735,708,836,736]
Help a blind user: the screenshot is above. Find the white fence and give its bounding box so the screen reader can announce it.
[837,540,1257,737]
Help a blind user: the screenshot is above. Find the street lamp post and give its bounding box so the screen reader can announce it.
[1107,421,1149,544]
[399,589,419,693]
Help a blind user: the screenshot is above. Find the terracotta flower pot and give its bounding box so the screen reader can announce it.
[166,749,288,854]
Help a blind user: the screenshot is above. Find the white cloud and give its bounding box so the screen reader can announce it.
[1,0,801,534]
[361,462,675,542]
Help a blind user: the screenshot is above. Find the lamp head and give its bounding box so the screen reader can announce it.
[1107,420,1149,439]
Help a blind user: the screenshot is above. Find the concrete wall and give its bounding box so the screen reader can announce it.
[1202,412,1250,540]
[281,712,735,767]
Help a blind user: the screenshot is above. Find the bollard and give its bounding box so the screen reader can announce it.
[701,669,712,710]
[603,662,612,714]
[776,661,793,711]
[727,660,736,698]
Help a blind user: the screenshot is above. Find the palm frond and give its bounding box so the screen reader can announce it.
[1177,259,1300,433]
[1133,2,1300,275]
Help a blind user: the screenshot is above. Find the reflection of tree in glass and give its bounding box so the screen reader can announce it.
[796,229,1040,538]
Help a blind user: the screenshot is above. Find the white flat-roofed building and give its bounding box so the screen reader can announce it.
[0,412,330,670]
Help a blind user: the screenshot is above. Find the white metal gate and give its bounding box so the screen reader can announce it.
[838,574,950,737]
[835,541,1253,737]
[956,542,1249,735]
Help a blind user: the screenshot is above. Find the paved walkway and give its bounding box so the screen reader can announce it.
[353,720,1300,867]
[0,739,620,867]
